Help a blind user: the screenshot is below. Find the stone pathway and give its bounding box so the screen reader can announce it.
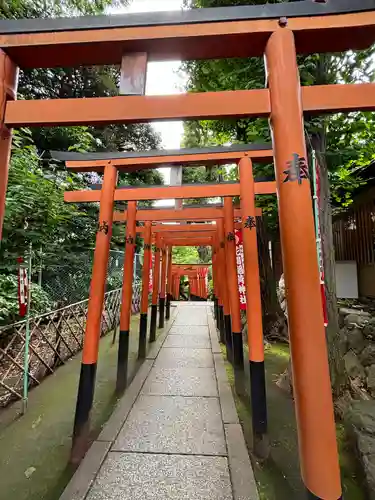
[61,303,259,500]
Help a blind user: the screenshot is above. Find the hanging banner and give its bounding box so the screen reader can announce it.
[197,267,209,299]
[149,252,154,293]
[314,156,329,327]
[17,257,28,317]
[235,230,247,310]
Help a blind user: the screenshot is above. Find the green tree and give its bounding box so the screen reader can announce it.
[1,0,164,186]
[183,0,375,392]
[172,246,200,264]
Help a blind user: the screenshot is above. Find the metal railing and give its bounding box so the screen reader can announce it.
[0,288,121,408]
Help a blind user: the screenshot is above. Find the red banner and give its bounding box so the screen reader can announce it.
[149,252,154,293]
[235,230,246,310]
[17,257,28,317]
[315,160,329,327]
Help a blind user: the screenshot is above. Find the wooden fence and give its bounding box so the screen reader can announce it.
[333,196,375,265]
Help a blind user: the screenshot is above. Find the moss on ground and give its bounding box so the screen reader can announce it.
[222,342,365,499]
[0,310,171,500]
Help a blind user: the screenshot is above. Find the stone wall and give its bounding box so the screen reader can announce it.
[340,307,375,397]
[340,307,375,499]
[278,276,375,497]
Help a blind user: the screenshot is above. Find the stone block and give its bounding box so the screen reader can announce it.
[174,310,208,326]
[363,323,375,341]
[154,347,213,368]
[363,455,375,500]
[164,334,211,349]
[347,328,366,354]
[344,350,365,379]
[344,401,375,500]
[113,395,226,455]
[225,424,259,500]
[367,365,375,395]
[169,325,209,336]
[86,453,233,500]
[345,400,375,435]
[340,308,370,318]
[141,367,218,397]
[60,441,111,500]
[345,314,368,328]
[360,345,375,367]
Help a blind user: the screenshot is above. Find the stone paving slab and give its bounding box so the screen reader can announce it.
[113,395,226,455]
[163,334,211,349]
[60,303,259,500]
[169,325,210,336]
[154,347,213,368]
[86,452,233,500]
[174,310,208,326]
[141,367,218,397]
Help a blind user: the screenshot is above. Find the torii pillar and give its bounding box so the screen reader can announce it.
[217,220,232,362]
[71,162,117,463]
[139,221,152,359]
[239,156,268,456]
[150,234,161,342]
[266,28,341,499]
[116,200,137,394]
[224,197,244,387]
[159,243,167,328]
[0,50,18,241]
[166,246,172,320]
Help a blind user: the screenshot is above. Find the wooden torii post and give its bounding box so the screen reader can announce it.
[2,2,375,493]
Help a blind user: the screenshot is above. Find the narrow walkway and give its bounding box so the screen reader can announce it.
[61,303,258,500]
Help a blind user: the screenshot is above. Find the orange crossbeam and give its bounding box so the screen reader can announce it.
[1,12,374,68]
[162,238,212,246]
[5,85,375,128]
[155,230,216,239]
[137,224,216,234]
[302,84,375,114]
[64,182,276,203]
[113,207,261,221]
[65,149,273,172]
[139,223,241,236]
[4,90,270,127]
[172,264,210,269]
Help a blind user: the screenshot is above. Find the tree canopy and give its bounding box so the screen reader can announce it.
[0,0,165,324]
[182,0,375,391]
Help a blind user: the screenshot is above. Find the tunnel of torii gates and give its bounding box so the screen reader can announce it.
[0,2,374,498]
[169,264,211,302]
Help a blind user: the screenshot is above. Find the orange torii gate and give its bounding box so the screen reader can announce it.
[63,177,275,458]
[110,184,269,457]
[120,213,250,362]
[1,2,375,495]
[119,207,258,337]
[170,264,210,301]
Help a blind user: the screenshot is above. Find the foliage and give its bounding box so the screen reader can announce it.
[1,0,164,186]
[172,246,200,264]
[182,0,375,222]
[0,274,51,326]
[1,143,95,267]
[0,0,127,18]
[183,0,375,391]
[0,0,166,328]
